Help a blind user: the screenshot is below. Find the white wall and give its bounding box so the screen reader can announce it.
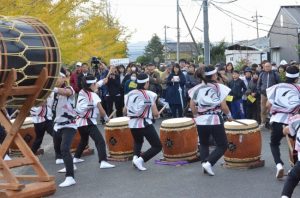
[225,50,265,66]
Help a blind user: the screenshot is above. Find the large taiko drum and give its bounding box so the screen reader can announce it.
[0,16,61,107]
[105,117,134,159]
[224,119,262,167]
[10,117,36,151]
[160,118,198,161]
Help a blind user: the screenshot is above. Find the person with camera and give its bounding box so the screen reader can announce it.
[105,66,123,117]
[77,63,90,92]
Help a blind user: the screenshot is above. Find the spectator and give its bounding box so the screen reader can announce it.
[228,70,247,119]
[124,72,137,94]
[70,62,82,94]
[77,63,90,91]
[161,63,173,98]
[241,67,253,118]
[225,62,234,82]
[278,65,286,82]
[165,63,186,118]
[179,59,188,76]
[216,66,228,85]
[245,71,261,122]
[105,67,123,117]
[257,62,279,128]
[186,63,200,91]
[146,63,162,96]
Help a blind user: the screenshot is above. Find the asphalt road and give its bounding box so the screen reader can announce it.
[21,118,300,198]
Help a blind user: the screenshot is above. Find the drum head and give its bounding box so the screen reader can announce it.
[106,117,129,127]
[161,118,194,128]
[224,119,258,130]
[0,16,61,108]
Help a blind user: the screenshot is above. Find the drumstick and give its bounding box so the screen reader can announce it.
[108,110,117,119]
[158,104,168,115]
[286,135,294,153]
[232,119,249,126]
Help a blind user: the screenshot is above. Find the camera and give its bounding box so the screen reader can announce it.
[91,56,101,70]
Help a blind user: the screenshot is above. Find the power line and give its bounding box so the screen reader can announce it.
[184,1,203,37]
[210,2,298,37]
[210,0,239,4]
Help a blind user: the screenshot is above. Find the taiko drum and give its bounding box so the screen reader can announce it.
[105,117,134,159]
[160,118,198,161]
[224,119,262,167]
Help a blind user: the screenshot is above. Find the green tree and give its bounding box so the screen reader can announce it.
[210,40,226,65]
[136,55,151,65]
[144,34,164,64]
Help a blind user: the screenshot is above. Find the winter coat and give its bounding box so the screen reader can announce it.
[165,72,186,105]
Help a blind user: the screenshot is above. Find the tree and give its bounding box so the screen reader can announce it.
[210,40,227,65]
[0,0,128,65]
[136,55,151,65]
[144,34,164,64]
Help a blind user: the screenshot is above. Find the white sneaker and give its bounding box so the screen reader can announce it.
[56,159,64,165]
[132,155,138,166]
[4,155,11,161]
[202,162,215,176]
[59,176,76,187]
[73,158,85,164]
[133,157,147,171]
[281,196,289,198]
[276,163,284,179]
[100,161,115,169]
[58,164,77,173]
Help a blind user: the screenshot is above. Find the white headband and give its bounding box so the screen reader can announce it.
[286,72,299,78]
[59,72,66,77]
[137,77,149,83]
[86,79,97,84]
[204,68,217,76]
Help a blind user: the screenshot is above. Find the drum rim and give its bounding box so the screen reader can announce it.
[0,16,61,107]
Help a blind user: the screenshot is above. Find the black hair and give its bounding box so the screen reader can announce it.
[198,66,217,84]
[60,67,67,76]
[179,59,186,64]
[82,74,96,92]
[232,70,239,74]
[136,73,148,89]
[172,63,183,75]
[285,65,299,84]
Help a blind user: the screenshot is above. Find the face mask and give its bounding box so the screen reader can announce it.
[131,67,136,72]
[131,76,136,81]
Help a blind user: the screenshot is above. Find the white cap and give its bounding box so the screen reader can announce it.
[76,62,82,67]
[280,60,287,65]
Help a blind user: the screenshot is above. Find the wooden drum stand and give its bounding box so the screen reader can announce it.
[0,68,56,197]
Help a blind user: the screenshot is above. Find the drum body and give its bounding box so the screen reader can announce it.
[160,118,198,161]
[105,117,133,159]
[0,16,61,107]
[287,137,298,167]
[10,117,35,150]
[224,119,262,167]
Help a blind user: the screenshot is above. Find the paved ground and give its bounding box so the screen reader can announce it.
[20,118,300,198]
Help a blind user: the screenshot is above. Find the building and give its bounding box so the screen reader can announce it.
[225,37,269,66]
[164,42,199,62]
[269,5,300,64]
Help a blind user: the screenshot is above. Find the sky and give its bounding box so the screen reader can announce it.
[108,0,300,46]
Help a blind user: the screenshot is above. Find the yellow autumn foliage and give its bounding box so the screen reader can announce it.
[0,0,128,66]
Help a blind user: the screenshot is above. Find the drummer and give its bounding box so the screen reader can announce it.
[74,74,115,169]
[124,73,162,171]
[281,114,300,198]
[52,68,77,187]
[266,65,300,179]
[189,66,232,176]
[30,93,54,155]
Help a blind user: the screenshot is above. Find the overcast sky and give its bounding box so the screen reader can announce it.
[109,0,300,45]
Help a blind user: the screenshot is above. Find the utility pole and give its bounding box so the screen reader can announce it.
[231,20,233,44]
[203,0,210,65]
[252,10,262,39]
[177,0,180,62]
[164,25,168,62]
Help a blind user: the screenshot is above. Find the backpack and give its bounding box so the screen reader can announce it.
[126,90,152,118]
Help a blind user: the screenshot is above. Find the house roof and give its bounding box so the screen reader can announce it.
[165,42,198,53]
[268,5,300,36]
[226,36,269,52]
